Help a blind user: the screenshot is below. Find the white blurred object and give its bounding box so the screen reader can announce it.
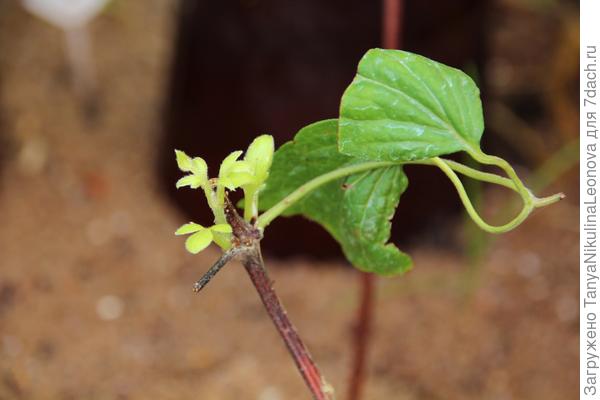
[21,0,108,115]
[17,135,48,175]
[96,295,125,321]
[22,0,109,29]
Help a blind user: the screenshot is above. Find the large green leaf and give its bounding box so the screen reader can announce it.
[339,48,484,161]
[259,120,412,275]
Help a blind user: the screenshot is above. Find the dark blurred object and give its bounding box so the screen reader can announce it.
[159,0,488,259]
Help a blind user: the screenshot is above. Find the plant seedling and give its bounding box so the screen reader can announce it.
[173,49,564,399]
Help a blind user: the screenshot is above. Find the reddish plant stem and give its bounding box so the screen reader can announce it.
[241,247,334,400]
[382,0,403,50]
[347,2,405,400]
[347,272,375,400]
[223,198,333,399]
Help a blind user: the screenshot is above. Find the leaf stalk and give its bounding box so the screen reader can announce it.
[256,156,562,233]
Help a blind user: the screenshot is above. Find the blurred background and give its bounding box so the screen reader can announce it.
[0,0,578,399]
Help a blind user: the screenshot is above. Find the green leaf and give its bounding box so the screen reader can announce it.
[219,151,243,176]
[339,48,483,161]
[219,173,254,190]
[259,119,412,275]
[185,229,213,254]
[175,150,193,172]
[175,222,204,235]
[245,135,274,185]
[176,175,204,189]
[212,232,232,250]
[190,157,208,178]
[209,224,232,250]
[219,152,256,190]
[338,167,410,273]
[210,224,233,233]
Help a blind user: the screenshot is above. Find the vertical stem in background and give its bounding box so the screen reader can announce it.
[347,271,375,400]
[382,0,403,50]
[347,1,403,399]
[64,25,98,119]
[242,246,335,400]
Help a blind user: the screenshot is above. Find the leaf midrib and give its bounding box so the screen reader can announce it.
[353,73,477,155]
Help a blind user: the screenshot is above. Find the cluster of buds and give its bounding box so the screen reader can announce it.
[174,135,274,253]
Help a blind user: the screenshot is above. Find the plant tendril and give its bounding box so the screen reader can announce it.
[257,155,564,233]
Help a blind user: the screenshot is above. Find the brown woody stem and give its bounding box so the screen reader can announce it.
[222,197,334,399]
[241,247,334,399]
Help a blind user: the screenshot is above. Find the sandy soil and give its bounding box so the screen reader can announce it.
[0,1,578,399]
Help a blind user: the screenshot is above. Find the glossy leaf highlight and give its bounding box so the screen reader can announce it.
[339,48,484,161]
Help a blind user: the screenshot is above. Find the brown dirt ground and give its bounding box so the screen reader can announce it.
[0,1,578,399]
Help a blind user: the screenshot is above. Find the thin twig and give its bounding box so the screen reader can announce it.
[192,248,241,292]
[347,272,375,400]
